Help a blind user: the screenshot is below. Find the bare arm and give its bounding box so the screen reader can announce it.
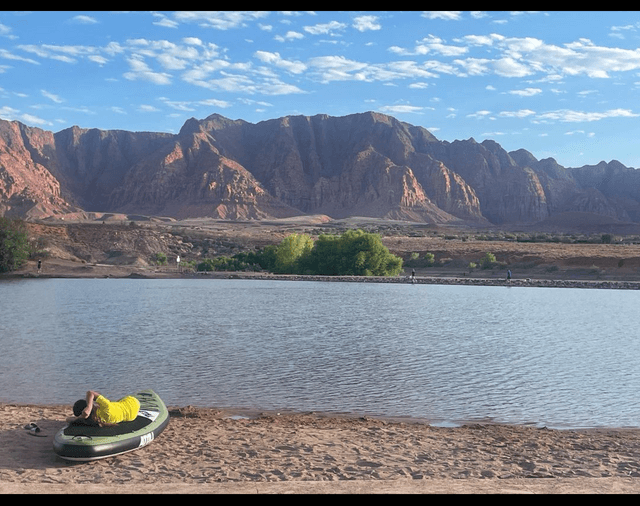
[81,390,100,418]
[65,390,101,423]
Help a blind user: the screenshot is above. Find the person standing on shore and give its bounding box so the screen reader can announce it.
[507,269,512,282]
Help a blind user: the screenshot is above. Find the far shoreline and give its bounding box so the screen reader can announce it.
[5,266,640,290]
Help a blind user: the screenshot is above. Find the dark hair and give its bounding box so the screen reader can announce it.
[73,399,87,417]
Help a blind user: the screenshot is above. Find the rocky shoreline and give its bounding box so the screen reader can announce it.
[128,269,640,290]
[10,265,640,290]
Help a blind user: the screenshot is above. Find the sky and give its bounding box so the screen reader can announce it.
[2,11,640,169]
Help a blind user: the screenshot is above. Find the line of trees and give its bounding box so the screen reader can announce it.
[197,229,403,276]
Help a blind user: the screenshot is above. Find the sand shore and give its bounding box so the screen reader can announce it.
[2,403,640,494]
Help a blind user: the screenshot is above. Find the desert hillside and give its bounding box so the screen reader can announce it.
[6,214,640,283]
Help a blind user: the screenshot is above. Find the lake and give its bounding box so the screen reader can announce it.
[1,277,639,429]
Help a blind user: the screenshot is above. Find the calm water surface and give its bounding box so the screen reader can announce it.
[1,278,639,429]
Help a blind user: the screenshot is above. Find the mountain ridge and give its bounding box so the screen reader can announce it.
[0,111,638,230]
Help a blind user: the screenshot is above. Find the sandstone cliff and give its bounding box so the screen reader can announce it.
[0,112,638,227]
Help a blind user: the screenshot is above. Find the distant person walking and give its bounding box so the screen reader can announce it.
[37,259,42,274]
[506,269,512,282]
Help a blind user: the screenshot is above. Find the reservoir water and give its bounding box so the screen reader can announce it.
[1,277,639,429]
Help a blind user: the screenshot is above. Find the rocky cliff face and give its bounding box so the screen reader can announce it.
[0,121,78,218]
[0,112,639,227]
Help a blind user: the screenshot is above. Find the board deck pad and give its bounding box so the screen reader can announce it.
[53,389,169,461]
[64,415,153,437]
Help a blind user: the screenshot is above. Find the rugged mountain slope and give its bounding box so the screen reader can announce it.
[0,121,78,218]
[0,112,639,227]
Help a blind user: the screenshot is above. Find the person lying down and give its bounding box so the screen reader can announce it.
[66,390,140,427]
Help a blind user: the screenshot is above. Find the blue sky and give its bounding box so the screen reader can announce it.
[2,11,640,169]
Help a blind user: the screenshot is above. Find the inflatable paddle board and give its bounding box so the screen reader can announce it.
[53,389,170,461]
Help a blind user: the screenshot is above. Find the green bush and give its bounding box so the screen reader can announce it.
[196,230,403,277]
[272,233,314,274]
[151,252,167,265]
[423,252,435,266]
[196,254,259,272]
[299,229,403,276]
[0,217,30,273]
[479,252,497,269]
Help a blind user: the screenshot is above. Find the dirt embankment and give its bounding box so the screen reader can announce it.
[6,218,640,284]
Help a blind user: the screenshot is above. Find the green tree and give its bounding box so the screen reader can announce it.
[301,229,403,276]
[273,233,314,274]
[0,217,30,273]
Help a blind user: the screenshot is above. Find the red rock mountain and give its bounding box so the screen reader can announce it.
[1,111,639,226]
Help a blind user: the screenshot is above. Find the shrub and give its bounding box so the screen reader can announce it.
[480,252,497,269]
[0,217,30,273]
[151,252,167,265]
[423,252,435,267]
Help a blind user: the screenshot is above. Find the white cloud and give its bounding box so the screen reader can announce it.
[152,13,179,28]
[390,35,468,57]
[138,104,160,112]
[198,98,232,108]
[70,15,98,25]
[499,109,536,118]
[123,55,172,85]
[453,58,491,76]
[0,106,52,126]
[41,89,63,103]
[378,105,425,114]
[0,22,16,39]
[275,31,304,42]
[535,108,639,123]
[467,110,492,119]
[353,15,381,32]
[0,48,39,64]
[172,11,270,30]
[20,113,53,125]
[304,21,347,36]
[254,51,306,74]
[421,12,462,21]
[307,55,368,83]
[492,57,532,77]
[507,87,542,96]
[183,37,203,46]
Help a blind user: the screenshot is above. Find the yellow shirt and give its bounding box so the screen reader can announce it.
[95,395,140,424]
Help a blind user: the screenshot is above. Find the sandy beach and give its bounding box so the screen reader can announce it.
[2,403,640,494]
